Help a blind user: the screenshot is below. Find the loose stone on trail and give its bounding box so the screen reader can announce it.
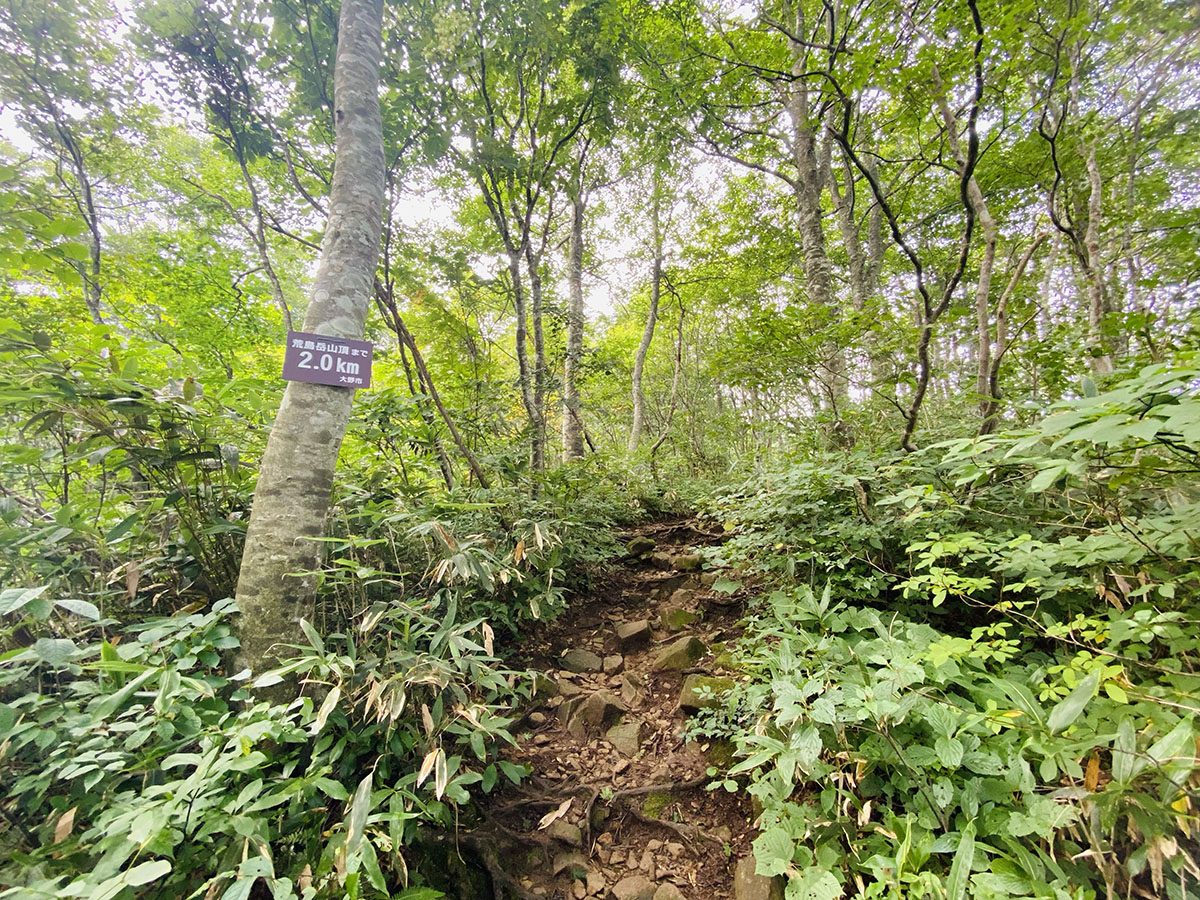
[561,648,604,672]
[615,619,651,650]
[651,635,706,671]
[678,673,736,711]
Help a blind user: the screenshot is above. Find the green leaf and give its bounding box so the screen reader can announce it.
[0,585,48,616]
[315,777,349,801]
[935,736,964,768]
[1028,464,1065,493]
[1141,719,1194,774]
[54,598,100,620]
[394,889,445,899]
[34,637,79,666]
[712,578,743,595]
[946,823,976,900]
[753,826,794,877]
[124,859,172,886]
[346,772,373,863]
[1047,669,1100,733]
[1112,718,1136,784]
[785,867,842,900]
[299,618,324,654]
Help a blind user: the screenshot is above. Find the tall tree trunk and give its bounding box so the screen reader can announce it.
[628,179,662,455]
[524,240,547,471]
[507,250,542,471]
[234,0,385,686]
[931,65,998,418]
[782,0,847,413]
[648,299,684,474]
[1083,147,1114,375]
[562,191,586,461]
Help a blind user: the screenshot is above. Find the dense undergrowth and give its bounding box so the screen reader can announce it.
[691,358,1200,900]
[3,320,1198,900]
[0,325,656,899]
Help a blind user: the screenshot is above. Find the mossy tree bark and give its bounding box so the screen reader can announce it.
[234,0,385,687]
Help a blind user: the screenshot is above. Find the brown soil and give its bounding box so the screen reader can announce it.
[472,519,756,900]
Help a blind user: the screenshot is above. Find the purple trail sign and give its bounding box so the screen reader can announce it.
[282,330,373,389]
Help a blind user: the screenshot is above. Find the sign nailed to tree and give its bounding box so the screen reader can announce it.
[282,330,373,389]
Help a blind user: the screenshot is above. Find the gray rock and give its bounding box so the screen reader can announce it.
[606,720,641,757]
[660,607,700,632]
[733,857,784,900]
[673,553,703,572]
[652,635,706,671]
[559,679,586,697]
[619,675,645,707]
[626,536,656,556]
[649,551,674,570]
[615,619,651,650]
[547,820,583,848]
[603,654,625,675]
[668,587,697,605]
[587,870,606,896]
[700,572,718,586]
[532,671,559,699]
[653,885,688,900]
[678,674,736,711]
[567,690,627,737]
[611,875,656,900]
[561,648,604,673]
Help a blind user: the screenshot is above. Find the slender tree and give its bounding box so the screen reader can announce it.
[234,0,385,683]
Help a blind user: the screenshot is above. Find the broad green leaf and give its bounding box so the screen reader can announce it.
[946,823,976,900]
[935,736,964,768]
[312,686,341,735]
[1138,718,1194,777]
[753,826,794,877]
[1112,718,1136,784]
[299,618,324,654]
[54,598,100,620]
[0,585,48,616]
[124,859,172,886]
[785,867,842,900]
[1047,669,1100,733]
[33,637,79,666]
[346,772,373,862]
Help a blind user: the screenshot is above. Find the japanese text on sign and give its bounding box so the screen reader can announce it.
[281,330,373,389]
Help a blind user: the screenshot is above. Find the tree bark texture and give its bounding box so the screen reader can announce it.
[782,0,847,412]
[562,192,586,461]
[508,250,543,471]
[524,238,548,471]
[234,0,385,681]
[628,181,662,455]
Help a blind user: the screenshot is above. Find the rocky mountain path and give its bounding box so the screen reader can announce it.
[473,519,778,900]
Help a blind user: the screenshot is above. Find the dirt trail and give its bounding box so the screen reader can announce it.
[470,519,765,900]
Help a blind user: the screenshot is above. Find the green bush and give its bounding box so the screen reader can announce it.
[0,589,533,899]
[695,360,1200,899]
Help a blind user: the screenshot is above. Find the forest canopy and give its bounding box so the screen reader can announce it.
[0,0,1198,898]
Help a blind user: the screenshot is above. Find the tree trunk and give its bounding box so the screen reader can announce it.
[524,240,547,471]
[628,180,662,455]
[562,191,586,461]
[508,249,542,471]
[234,0,385,686]
[1083,147,1114,375]
[782,0,847,413]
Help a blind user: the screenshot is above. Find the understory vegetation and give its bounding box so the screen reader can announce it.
[1,0,1198,897]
